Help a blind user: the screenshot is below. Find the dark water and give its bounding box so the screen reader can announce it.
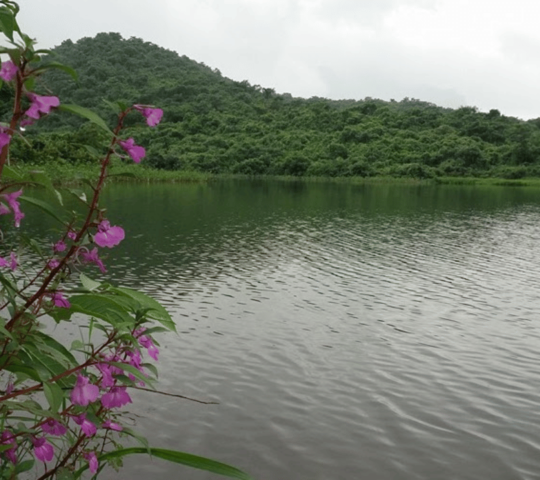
[32,181,540,479]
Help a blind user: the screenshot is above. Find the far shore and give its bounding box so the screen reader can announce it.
[13,162,540,188]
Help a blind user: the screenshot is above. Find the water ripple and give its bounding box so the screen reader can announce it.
[53,182,540,480]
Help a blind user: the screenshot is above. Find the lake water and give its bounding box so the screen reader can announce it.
[36,180,540,479]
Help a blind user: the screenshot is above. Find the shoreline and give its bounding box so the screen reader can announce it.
[13,162,540,188]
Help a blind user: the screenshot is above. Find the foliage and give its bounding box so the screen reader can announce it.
[0,3,252,479]
[4,34,538,179]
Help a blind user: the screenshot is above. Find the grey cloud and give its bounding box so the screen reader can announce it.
[499,31,540,65]
[14,0,540,119]
[310,0,438,25]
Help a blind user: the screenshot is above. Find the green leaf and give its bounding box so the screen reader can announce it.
[68,294,134,327]
[3,364,40,383]
[20,33,35,49]
[0,272,17,292]
[80,273,101,292]
[109,361,155,387]
[0,46,16,55]
[0,7,19,42]
[76,177,96,190]
[17,348,51,381]
[27,170,63,205]
[24,76,35,91]
[70,339,84,351]
[0,274,17,310]
[83,144,102,157]
[19,195,66,224]
[111,287,176,332]
[34,331,78,366]
[120,427,149,450]
[34,61,78,81]
[63,187,88,205]
[56,467,75,480]
[49,307,73,323]
[14,459,35,475]
[116,100,129,112]
[102,99,122,114]
[19,234,44,257]
[59,104,113,135]
[3,399,52,418]
[140,326,169,336]
[74,448,254,480]
[0,317,13,340]
[43,381,64,413]
[2,165,23,180]
[19,344,74,388]
[141,362,158,378]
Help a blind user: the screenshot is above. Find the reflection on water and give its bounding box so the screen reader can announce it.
[24,181,540,479]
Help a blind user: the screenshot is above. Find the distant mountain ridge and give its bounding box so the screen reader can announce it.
[10,32,540,179]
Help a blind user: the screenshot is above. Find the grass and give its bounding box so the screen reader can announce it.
[433,176,540,187]
[15,162,211,185]
[222,174,540,187]
[221,174,433,185]
[12,162,540,188]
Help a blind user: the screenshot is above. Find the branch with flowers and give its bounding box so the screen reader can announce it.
[0,2,252,479]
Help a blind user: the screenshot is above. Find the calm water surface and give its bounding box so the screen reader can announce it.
[37,181,540,479]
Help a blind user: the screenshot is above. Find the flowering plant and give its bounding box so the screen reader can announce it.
[0,2,251,479]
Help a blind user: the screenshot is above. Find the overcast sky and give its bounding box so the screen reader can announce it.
[16,0,540,119]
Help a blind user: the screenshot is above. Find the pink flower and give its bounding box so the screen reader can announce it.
[0,61,18,82]
[1,431,17,464]
[4,189,24,227]
[136,328,160,361]
[53,240,66,252]
[50,291,70,308]
[42,419,66,436]
[0,252,17,271]
[134,104,163,127]
[0,131,11,150]
[137,334,152,349]
[118,138,145,163]
[125,350,147,385]
[33,437,54,463]
[9,252,17,271]
[147,343,159,361]
[134,327,146,338]
[80,247,106,273]
[96,362,116,388]
[126,349,142,369]
[101,386,132,409]
[94,220,125,248]
[67,231,77,240]
[25,94,60,120]
[70,375,99,406]
[84,451,99,474]
[98,355,123,375]
[102,420,123,431]
[128,372,146,386]
[73,414,96,437]
[47,258,60,270]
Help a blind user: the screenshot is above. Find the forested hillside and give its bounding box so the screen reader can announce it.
[5,32,540,179]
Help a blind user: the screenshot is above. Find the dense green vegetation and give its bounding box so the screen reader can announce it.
[4,32,540,179]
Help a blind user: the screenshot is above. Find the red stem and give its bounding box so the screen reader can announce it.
[4,111,128,332]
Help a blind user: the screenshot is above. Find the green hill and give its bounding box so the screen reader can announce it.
[7,32,540,179]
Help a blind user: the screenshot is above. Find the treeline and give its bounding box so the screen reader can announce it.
[4,32,540,179]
